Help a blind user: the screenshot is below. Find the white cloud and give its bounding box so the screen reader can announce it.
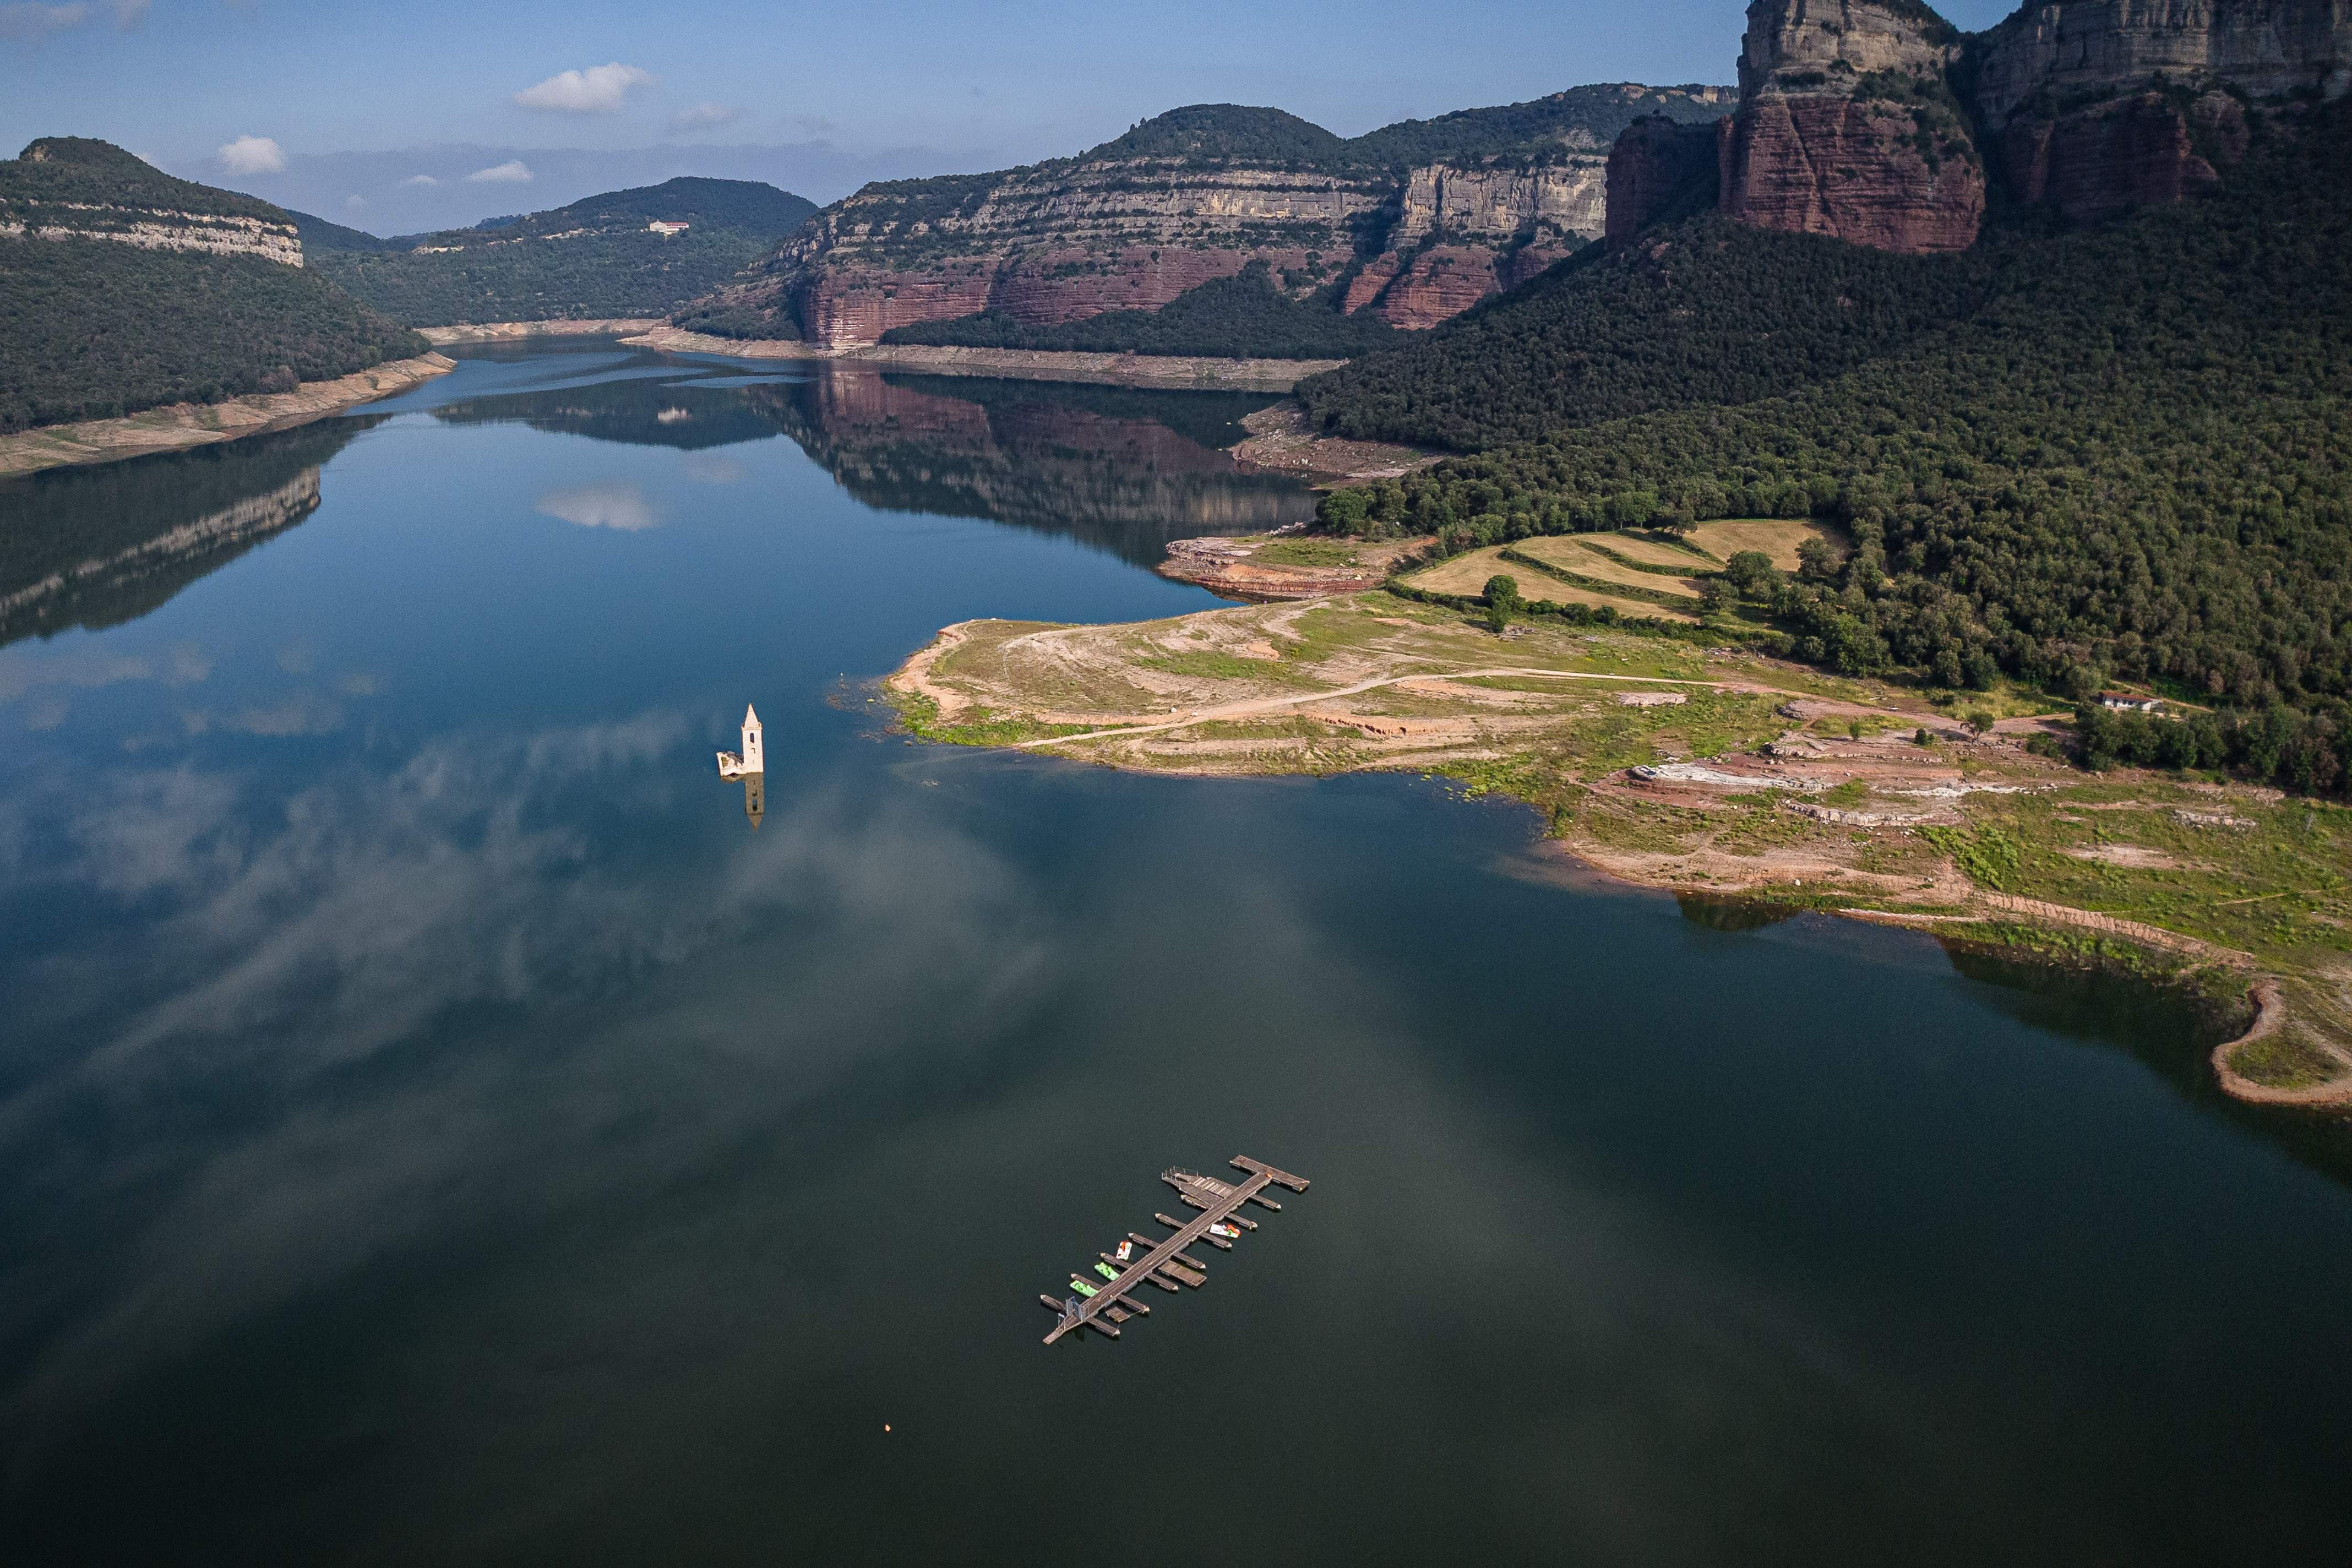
[535,481,658,531]
[0,4,88,41]
[464,160,533,184]
[343,194,364,211]
[513,62,654,115]
[668,102,742,134]
[398,173,439,188]
[216,135,285,175]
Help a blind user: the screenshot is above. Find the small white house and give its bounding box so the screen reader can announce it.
[647,220,689,236]
[717,704,763,777]
[2097,692,2162,714]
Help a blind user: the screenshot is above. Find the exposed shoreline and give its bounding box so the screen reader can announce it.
[418,319,667,344]
[619,325,1346,391]
[883,592,2352,1112]
[0,353,456,479]
[421,319,1343,390]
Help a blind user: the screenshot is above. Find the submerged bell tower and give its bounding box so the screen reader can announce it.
[717,704,764,778]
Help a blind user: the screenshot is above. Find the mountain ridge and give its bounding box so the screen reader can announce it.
[1,138,426,434]
[671,85,1735,349]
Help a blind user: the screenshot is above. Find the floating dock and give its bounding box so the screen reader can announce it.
[1039,1157,1308,1344]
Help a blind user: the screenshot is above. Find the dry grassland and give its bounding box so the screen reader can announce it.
[1400,547,1697,622]
[1684,519,1846,570]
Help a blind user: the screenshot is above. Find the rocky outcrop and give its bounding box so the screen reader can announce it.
[1973,1,2352,129]
[1721,90,1986,252]
[1972,2,2348,224]
[1737,0,1962,90]
[685,88,1734,347]
[0,206,303,264]
[1996,88,2249,220]
[1718,1,1985,253]
[1604,118,1725,246]
[4,138,306,265]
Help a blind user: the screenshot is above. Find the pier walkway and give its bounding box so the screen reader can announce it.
[1040,1157,1308,1344]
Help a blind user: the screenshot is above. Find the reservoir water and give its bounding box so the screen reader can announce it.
[3,342,2349,1565]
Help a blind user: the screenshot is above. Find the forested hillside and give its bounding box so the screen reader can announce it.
[1297,222,1990,450]
[1315,107,2352,786]
[1,139,426,433]
[303,177,816,327]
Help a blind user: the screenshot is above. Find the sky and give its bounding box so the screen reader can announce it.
[1,0,2026,233]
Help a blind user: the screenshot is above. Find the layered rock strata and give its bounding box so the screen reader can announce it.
[1610,2,2349,255]
[1719,1,1985,253]
[692,87,1733,346]
[1971,1,2346,224]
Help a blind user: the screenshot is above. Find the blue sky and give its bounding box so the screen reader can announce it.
[1,0,2024,229]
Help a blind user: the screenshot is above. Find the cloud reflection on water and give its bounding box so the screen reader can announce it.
[533,480,661,532]
[0,711,1058,1456]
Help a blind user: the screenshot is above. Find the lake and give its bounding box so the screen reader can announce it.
[3,341,2349,1565]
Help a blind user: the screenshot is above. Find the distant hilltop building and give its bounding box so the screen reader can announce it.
[647,220,690,236]
[717,704,763,777]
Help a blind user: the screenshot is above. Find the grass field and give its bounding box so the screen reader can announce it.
[1509,536,1706,599]
[1684,519,1845,571]
[1569,531,1721,571]
[1399,546,1699,622]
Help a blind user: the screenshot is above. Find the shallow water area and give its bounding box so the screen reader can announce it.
[1,342,2348,1565]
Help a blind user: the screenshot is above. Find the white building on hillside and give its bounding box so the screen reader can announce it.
[647,220,689,236]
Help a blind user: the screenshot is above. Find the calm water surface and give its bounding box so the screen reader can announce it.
[3,344,2349,1565]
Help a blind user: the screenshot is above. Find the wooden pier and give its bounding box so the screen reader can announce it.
[1040,1157,1308,1344]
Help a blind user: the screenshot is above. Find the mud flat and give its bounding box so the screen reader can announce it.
[887,590,2352,1110]
[0,353,455,478]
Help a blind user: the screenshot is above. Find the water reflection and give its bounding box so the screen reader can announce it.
[404,349,1319,569]
[0,420,368,650]
[749,371,1318,567]
[427,373,786,452]
[1945,945,2352,1188]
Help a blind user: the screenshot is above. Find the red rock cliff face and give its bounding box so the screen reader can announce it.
[1719,1,1985,254]
[1722,93,1985,252]
[1972,2,2340,224]
[1997,89,2248,222]
[1599,1,2348,255]
[688,86,1737,347]
[1604,117,1725,247]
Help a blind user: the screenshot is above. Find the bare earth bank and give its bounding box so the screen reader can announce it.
[884,592,2352,1110]
[0,353,456,478]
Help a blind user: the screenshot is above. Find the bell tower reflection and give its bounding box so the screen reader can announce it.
[742,771,764,830]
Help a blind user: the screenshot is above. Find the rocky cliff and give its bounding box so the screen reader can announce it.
[1972,1,2349,223]
[1612,1,2351,253]
[680,89,1732,347]
[1604,118,1725,246]
[1718,1,1986,253]
[1,138,302,264]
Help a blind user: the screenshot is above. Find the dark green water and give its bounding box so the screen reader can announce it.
[2,343,2349,1565]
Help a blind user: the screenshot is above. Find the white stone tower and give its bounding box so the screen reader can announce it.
[717,704,765,778]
